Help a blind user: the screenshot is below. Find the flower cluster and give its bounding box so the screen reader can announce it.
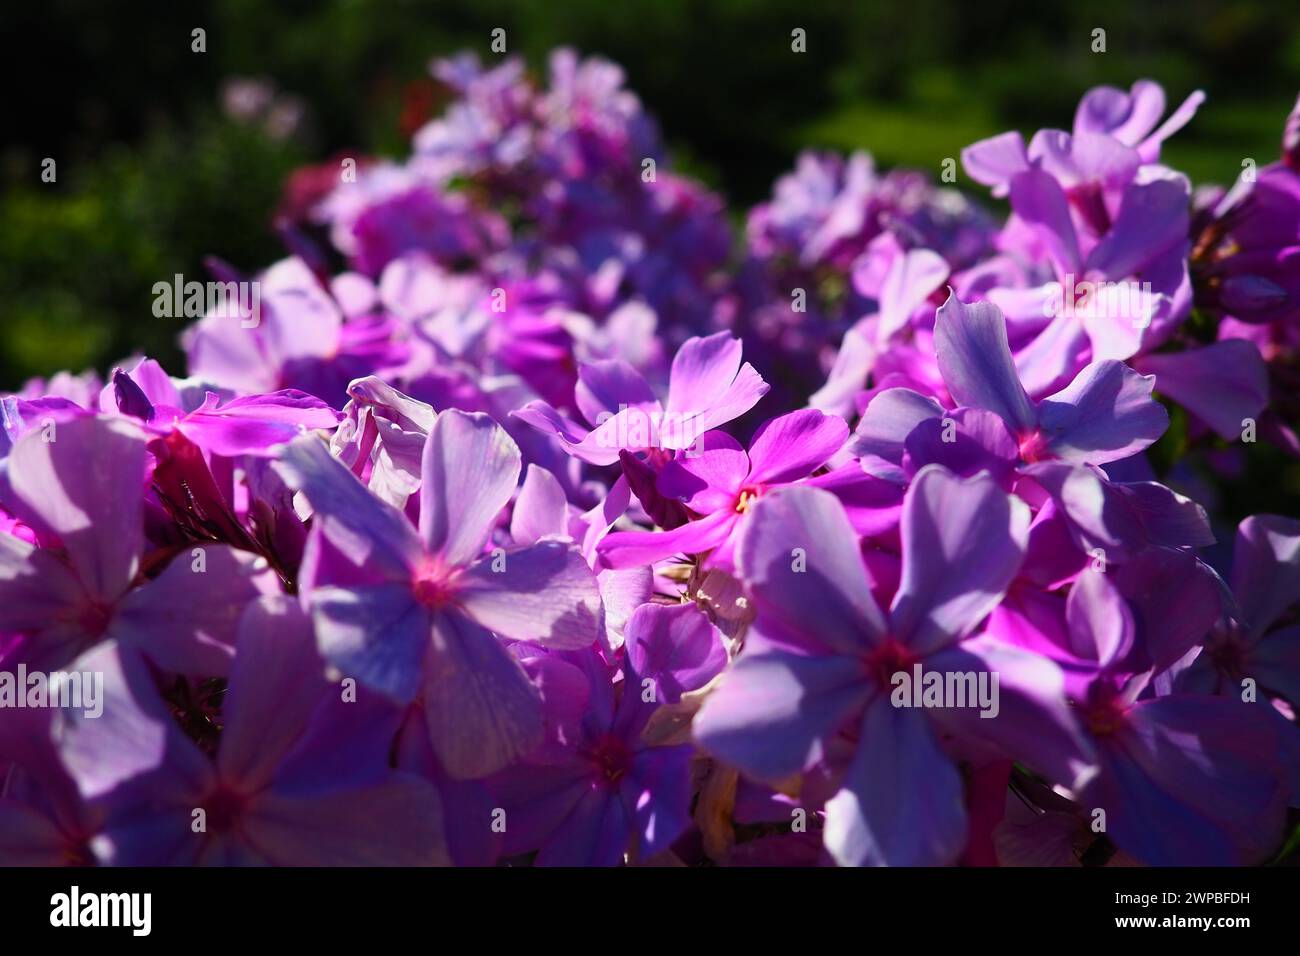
[2,53,1298,867]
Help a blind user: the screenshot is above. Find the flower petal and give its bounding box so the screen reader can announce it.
[9,416,145,603]
[745,409,849,486]
[737,486,887,653]
[423,611,543,779]
[420,410,521,566]
[890,466,1030,654]
[310,583,428,704]
[1038,360,1168,464]
[276,435,421,581]
[823,698,967,866]
[934,294,1037,433]
[457,539,603,648]
[694,650,871,783]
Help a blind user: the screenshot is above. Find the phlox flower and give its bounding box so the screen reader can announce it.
[277,409,602,778]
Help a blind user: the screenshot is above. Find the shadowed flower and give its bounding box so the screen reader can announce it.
[695,474,1093,866]
[277,409,602,779]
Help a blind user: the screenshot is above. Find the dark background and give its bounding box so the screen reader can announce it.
[2,0,1297,387]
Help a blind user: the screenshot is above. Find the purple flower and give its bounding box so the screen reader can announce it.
[105,359,342,457]
[489,602,726,865]
[1055,566,1293,864]
[1180,514,1300,710]
[735,150,996,404]
[694,474,1092,865]
[963,80,1204,196]
[184,257,411,407]
[0,416,276,674]
[277,409,602,778]
[930,293,1168,465]
[851,294,1213,561]
[596,408,865,571]
[514,331,768,466]
[317,164,509,276]
[0,705,100,865]
[52,597,448,865]
[962,81,1209,395]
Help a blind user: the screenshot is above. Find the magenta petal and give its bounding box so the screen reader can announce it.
[877,248,949,341]
[0,533,84,633]
[1095,695,1289,865]
[694,650,872,783]
[1085,176,1189,279]
[217,596,329,792]
[457,539,602,648]
[178,389,342,457]
[890,466,1030,655]
[1007,168,1081,277]
[934,294,1037,433]
[510,464,570,545]
[738,486,887,653]
[624,603,727,704]
[929,638,1096,790]
[803,464,905,537]
[1136,341,1268,441]
[625,746,694,859]
[599,568,654,657]
[664,332,768,442]
[245,776,450,865]
[1013,310,1090,397]
[848,387,944,464]
[1116,549,1223,672]
[490,761,591,856]
[1074,80,1165,141]
[512,400,611,463]
[309,583,429,704]
[1031,129,1140,189]
[574,359,656,427]
[657,435,750,512]
[664,331,743,416]
[1064,569,1135,667]
[124,357,182,409]
[9,416,146,603]
[54,641,213,803]
[423,611,543,779]
[420,410,521,566]
[810,327,876,419]
[823,697,967,866]
[678,362,769,446]
[1027,462,1213,560]
[1231,514,1300,637]
[276,435,421,581]
[580,473,632,559]
[901,407,1018,486]
[1135,89,1206,162]
[1038,360,1168,464]
[961,130,1028,196]
[745,409,849,485]
[597,508,736,570]
[111,544,277,676]
[535,785,629,867]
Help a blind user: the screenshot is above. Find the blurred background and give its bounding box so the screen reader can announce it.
[2,0,1298,387]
